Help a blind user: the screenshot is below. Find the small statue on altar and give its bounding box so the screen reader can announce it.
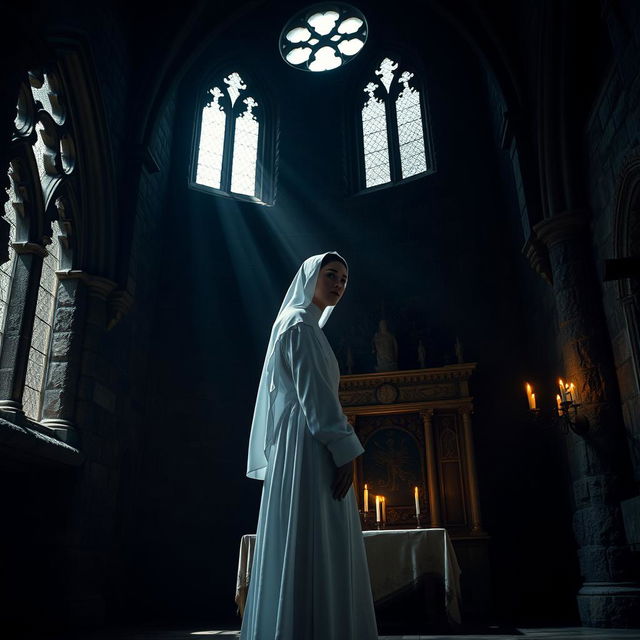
[455,336,464,363]
[417,339,427,369]
[372,319,398,372]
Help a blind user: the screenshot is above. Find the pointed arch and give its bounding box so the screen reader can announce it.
[355,53,436,192]
[191,68,277,205]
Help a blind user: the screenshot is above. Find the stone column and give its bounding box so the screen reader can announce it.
[0,241,46,413]
[459,405,484,534]
[420,409,442,528]
[535,211,640,626]
[39,271,89,445]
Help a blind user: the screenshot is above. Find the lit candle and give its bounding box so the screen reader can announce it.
[364,484,369,512]
[556,394,562,415]
[381,496,387,523]
[559,379,565,402]
[375,495,380,522]
[414,486,420,516]
[567,382,575,404]
[526,383,535,410]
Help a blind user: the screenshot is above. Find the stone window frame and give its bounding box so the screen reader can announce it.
[0,67,76,426]
[188,66,279,207]
[346,50,437,196]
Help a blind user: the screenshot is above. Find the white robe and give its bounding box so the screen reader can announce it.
[241,304,378,640]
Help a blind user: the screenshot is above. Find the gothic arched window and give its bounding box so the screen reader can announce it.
[359,57,435,190]
[192,71,276,205]
[1,67,75,422]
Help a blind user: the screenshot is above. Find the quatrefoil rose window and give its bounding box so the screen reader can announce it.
[280,3,368,72]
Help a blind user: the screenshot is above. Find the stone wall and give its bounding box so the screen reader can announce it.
[586,0,640,486]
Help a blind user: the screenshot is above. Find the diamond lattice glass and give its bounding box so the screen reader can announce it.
[396,82,427,178]
[230,99,259,196]
[362,95,390,187]
[196,88,226,189]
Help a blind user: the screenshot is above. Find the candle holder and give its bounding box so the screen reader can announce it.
[375,520,385,530]
[529,401,589,436]
[360,509,374,530]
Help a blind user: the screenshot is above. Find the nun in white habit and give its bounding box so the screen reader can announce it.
[241,252,378,640]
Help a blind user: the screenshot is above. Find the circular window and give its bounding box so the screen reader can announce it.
[279,3,368,72]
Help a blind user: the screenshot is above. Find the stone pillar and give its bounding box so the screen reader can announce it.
[0,242,46,413]
[420,409,442,528]
[535,211,640,626]
[39,271,89,445]
[459,405,484,535]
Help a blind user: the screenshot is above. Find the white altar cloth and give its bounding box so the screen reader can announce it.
[235,527,462,626]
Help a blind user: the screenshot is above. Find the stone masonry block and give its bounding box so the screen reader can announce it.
[573,474,624,505]
[50,330,74,359]
[573,504,626,547]
[577,544,614,581]
[53,307,75,333]
[46,361,70,390]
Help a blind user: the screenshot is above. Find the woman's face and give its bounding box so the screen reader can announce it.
[312,260,348,310]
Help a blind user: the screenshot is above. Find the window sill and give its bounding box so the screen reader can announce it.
[0,414,83,470]
[350,169,436,198]
[188,181,273,206]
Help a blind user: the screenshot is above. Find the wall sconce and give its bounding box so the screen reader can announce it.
[525,379,589,436]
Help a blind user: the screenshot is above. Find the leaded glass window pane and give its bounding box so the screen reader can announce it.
[196,87,226,189]
[230,97,259,196]
[396,72,427,178]
[23,221,61,421]
[362,83,390,188]
[0,169,18,349]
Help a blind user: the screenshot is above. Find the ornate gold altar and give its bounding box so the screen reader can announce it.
[340,363,485,537]
[339,363,491,619]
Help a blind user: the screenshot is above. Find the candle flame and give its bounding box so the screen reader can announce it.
[364,483,368,489]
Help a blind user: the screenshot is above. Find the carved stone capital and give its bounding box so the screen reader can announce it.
[107,289,134,330]
[55,270,134,329]
[56,269,115,295]
[419,408,434,424]
[11,241,48,257]
[522,234,552,284]
[457,403,474,417]
[533,210,589,249]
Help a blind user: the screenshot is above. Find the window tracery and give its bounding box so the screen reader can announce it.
[359,57,435,190]
[193,71,274,204]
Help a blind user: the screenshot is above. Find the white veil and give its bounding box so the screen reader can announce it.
[246,251,348,480]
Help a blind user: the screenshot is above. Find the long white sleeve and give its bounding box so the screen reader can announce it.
[283,323,364,466]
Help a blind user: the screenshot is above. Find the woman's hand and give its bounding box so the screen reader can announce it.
[332,460,354,500]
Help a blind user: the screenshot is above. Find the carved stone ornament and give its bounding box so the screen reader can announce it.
[375,383,399,404]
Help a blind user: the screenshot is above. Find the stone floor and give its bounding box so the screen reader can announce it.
[27,626,640,639]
